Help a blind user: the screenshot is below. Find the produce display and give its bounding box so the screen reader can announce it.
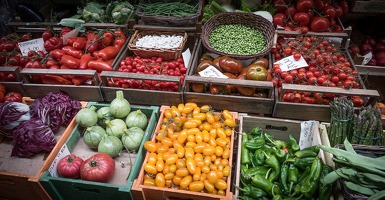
[0,32,33,67]
[0,92,81,157]
[0,84,23,103]
[321,140,385,200]
[142,103,236,195]
[349,36,385,67]
[273,35,364,106]
[109,55,187,91]
[239,127,331,199]
[190,54,271,97]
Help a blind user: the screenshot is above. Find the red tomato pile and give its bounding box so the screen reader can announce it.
[272,35,365,106]
[108,56,187,92]
[273,0,349,32]
[0,84,23,103]
[349,37,385,66]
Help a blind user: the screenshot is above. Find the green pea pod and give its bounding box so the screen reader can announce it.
[251,174,281,197]
[294,150,318,158]
[235,185,267,199]
[254,148,265,165]
[300,157,323,198]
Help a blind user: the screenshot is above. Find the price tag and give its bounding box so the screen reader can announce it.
[274,55,308,72]
[362,52,373,65]
[62,27,80,45]
[48,144,70,177]
[182,48,191,69]
[18,38,46,56]
[199,65,228,78]
[299,121,319,149]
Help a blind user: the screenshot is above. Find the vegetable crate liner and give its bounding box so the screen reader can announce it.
[39,102,159,200]
[183,39,275,115]
[128,30,187,61]
[272,51,380,122]
[135,0,203,27]
[131,106,238,200]
[334,144,385,200]
[0,100,87,200]
[234,115,325,199]
[201,12,274,60]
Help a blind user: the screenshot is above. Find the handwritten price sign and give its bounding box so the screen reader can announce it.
[274,55,308,72]
[199,65,228,79]
[299,121,319,149]
[18,38,46,56]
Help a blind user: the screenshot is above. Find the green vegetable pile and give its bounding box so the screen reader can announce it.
[75,91,148,158]
[80,2,106,23]
[209,24,266,55]
[321,139,385,200]
[138,1,198,17]
[239,127,332,200]
[351,106,383,145]
[106,1,134,24]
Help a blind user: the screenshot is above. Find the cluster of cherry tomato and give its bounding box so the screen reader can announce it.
[272,35,365,106]
[273,0,349,33]
[108,55,187,92]
[142,103,235,195]
[0,84,23,103]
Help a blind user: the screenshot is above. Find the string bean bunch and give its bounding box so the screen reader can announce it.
[138,1,198,17]
[208,24,266,55]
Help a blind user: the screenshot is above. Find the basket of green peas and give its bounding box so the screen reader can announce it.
[201,12,274,60]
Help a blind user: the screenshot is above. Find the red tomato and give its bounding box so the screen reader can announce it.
[310,17,330,32]
[57,154,84,179]
[80,153,115,183]
[296,0,314,12]
[293,12,310,26]
[3,92,22,102]
[293,53,301,61]
[323,6,336,19]
[273,13,287,27]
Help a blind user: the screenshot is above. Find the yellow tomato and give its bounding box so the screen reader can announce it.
[189,181,204,192]
[193,167,201,181]
[177,103,185,112]
[202,130,210,143]
[203,146,215,156]
[215,179,227,190]
[185,141,197,149]
[223,166,230,177]
[144,178,155,186]
[176,147,184,158]
[186,128,200,135]
[222,110,232,120]
[156,159,164,172]
[182,105,194,114]
[176,159,186,169]
[161,137,173,147]
[165,179,173,188]
[155,173,166,187]
[185,102,198,109]
[177,130,187,144]
[193,142,206,154]
[144,141,158,153]
[217,128,226,139]
[186,158,197,174]
[184,120,198,129]
[147,153,157,165]
[222,148,231,159]
[169,164,177,173]
[224,128,232,136]
[171,105,180,117]
[176,167,189,177]
[156,144,169,154]
[224,118,236,128]
[180,175,192,189]
[207,171,218,184]
[204,180,215,192]
[217,189,226,196]
[144,163,157,174]
[200,105,211,113]
[216,138,228,147]
[166,154,178,165]
[164,109,172,119]
[173,175,182,185]
[192,106,200,116]
[164,172,175,180]
[202,165,210,174]
[206,112,215,124]
[195,131,203,143]
[193,113,206,121]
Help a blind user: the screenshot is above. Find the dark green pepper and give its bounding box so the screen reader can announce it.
[288,135,300,153]
[274,148,287,163]
[248,127,263,137]
[288,164,299,193]
[294,150,318,158]
[244,166,269,179]
[241,164,249,185]
[294,166,311,195]
[241,132,251,164]
[280,164,289,194]
[251,174,281,197]
[263,144,273,154]
[265,154,280,182]
[249,152,258,167]
[318,165,333,200]
[300,157,323,198]
[236,185,267,198]
[254,148,265,165]
[294,157,316,170]
[245,137,265,150]
[302,145,320,154]
[272,195,283,200]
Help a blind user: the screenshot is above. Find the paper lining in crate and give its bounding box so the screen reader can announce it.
[128,30,188,61]
[131,105,238,200]
[234,114,326,199]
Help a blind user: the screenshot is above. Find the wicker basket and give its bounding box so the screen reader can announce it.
[201,12,275,60]
[128,30,187,61]
[135,0,202,27]
[335,144,385,200]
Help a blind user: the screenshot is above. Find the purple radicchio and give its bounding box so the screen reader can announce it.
[11,117,57,158]
[0,102,31,137]
[29,91,81,133]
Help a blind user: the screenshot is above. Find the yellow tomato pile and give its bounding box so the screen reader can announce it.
[143,103,236,195]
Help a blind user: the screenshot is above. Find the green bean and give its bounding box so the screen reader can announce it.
[139,1,198,17]
[208,24,266,55]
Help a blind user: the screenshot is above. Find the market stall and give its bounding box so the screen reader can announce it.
[1,0,384,200]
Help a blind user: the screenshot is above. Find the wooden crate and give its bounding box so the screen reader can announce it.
[39,103,159,200]
[351,0,385,13]
[100,26,198,107]
[0,100,87,200]
[20,69,104,102]
[273,83,380,122]
[183,39,275,115]
[131,106,238,200]
[0,66,28,96]
[233,114,325,199]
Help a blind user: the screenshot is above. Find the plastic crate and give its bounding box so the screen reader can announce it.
[39,102,159,200]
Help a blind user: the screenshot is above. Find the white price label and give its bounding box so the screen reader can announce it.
[48,144,70,177]
[199,65,228,79]
[18,38,46,56]
[362,52,373,65]
[274,55,308,72]
[299,121,319,149]
[182,48,191,69]
[62,27,80,45]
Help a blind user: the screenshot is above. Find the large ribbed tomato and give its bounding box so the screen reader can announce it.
[80,153,115,183]
[57,154,84,179]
